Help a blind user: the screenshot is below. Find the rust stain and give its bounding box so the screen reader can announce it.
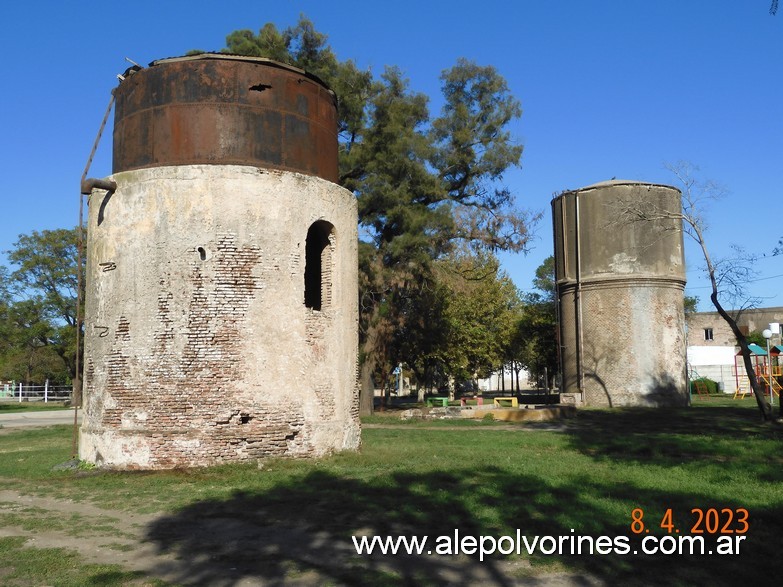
[112,55,338,182]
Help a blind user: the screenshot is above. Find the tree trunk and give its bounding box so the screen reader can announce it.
[380,372,390,411]
[359,357,375,416]
[691,218,773,422]
[711,292,773,421]
[359,311,388,416]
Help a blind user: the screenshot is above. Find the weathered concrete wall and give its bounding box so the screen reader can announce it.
[558,281,687,406]
[80,165,360,468]
[553,181,688,407]
[687,307,783,347]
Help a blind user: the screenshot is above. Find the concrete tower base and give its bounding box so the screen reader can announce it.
[80,165,360,468]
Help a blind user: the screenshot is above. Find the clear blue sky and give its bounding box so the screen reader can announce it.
[1,0,781,311]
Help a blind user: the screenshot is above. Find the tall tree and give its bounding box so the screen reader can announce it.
[352,67,451,412]
[530,255,556,302]
[7,228,80,329]
[353,61,534,412]
[218,17,537,414]
[509,256,558,389]
[430,59,530,252]
[1,228,80,383]
[684,295,699,316]
[0,299,69,384]
[435,252,520,386]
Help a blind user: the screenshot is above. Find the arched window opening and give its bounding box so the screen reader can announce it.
[304,220,335,311]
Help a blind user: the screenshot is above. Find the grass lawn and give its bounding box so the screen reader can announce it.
[0,401,72,412]
[0,536,166,587]
[0,396,781,585]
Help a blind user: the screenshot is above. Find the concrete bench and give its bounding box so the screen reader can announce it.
[460,396,485,406]
[493,397,519,408]
[426,397,449,407]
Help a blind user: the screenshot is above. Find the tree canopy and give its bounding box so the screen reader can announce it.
[507,256,558,389]
[218,16,537,412]
[430,253,520,386]
[0,17,537,404]
[0,228,80,384]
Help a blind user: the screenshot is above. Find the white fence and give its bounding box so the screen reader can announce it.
[0,382,73,403]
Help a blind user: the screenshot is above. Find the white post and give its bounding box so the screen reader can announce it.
[44,379,49,403]
[763,329,773,407]
[18,382,22,403]
[769,338,774,407]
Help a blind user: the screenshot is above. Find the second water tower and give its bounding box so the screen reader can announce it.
[552,180,688,407]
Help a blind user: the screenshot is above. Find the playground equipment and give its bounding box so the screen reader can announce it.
[733,378,751,400]
[692,379,711,400]
[687,365,711,400]
[757,371,782,397]
[732,342,783,400]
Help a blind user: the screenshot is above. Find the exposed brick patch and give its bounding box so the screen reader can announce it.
[305,309,330,360]
[155,291,175,352]
[314,384,335,418]
[116,316,131,341]
[91,232,317,466]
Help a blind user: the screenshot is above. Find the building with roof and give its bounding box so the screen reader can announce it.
[686,307,783,392]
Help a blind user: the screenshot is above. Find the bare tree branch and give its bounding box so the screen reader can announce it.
[611,162,773,420]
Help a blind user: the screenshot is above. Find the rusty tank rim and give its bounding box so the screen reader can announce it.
[143,53,337,104]
[112,52,340,182]
[553,179,681,200]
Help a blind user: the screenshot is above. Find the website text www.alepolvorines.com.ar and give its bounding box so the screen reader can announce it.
[352,529,747,561]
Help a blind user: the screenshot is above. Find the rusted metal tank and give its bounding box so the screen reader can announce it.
[552,180,688,407]
[112,54,338,182]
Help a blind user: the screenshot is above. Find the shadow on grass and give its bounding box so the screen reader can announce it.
[566,405,783,470]
[147,408,783,586]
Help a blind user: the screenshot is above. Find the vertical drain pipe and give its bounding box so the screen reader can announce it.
[73,92,116,458]
[574,191,585,396]
[555,195,567,393]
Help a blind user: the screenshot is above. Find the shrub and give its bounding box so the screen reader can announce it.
[690,377,720,395]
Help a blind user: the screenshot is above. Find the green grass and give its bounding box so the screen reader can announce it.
[0,399,781,585]
[0,536,168,587]
[0,502,130,538]
[0,401,72,412]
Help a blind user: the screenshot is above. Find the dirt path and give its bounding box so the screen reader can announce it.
[0,489,600,586]
[0,490,182,582]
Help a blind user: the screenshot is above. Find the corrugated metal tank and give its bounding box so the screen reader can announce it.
[552,180,688,407]
[80,54,360,468]
[112,54,339,181]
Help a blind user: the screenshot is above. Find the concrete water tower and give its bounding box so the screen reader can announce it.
[552,180,688,407]
[79,54,360,468]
